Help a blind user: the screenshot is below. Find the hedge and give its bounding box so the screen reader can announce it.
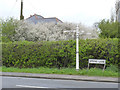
[2,38,119,69]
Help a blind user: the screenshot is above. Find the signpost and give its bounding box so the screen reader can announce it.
[64,25,92,71]
[88,59,106,71]
[64,25,80,71]
[76,25,79,71]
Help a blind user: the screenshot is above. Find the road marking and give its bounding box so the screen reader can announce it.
[3,76,51,81]
[21,78,51,81]
[16,85,49,88]
[2,77,21,79]
[92,81,118,84]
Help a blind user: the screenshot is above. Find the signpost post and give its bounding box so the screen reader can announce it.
[64,25,92,71]
[64,24,93,71]
[76,25,79,71]
[64,25,80,71]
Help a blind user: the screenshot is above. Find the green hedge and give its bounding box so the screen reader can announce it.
[2,38,119,68]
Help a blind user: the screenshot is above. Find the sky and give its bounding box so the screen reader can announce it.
[0,0,116,27]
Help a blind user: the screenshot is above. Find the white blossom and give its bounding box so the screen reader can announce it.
[13,21,98,41]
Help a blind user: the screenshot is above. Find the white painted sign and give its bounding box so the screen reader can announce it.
[88,59,106,71]
[89,59,106,64]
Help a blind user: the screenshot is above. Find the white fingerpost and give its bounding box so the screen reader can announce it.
[76,25,79,70]
[63,25,80,71]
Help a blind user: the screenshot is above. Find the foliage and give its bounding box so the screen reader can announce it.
[98,19,119,38]
[2,38,118,69]
[0,18,18,42]
[14,21,98,41]
[1,18,98,42]
[106,64,118,72]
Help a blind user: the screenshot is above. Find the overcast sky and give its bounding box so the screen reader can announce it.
[0,0,116,26]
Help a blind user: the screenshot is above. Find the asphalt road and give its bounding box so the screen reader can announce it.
[2,76,118,88]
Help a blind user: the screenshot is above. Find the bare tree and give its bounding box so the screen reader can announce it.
[110,8,116,22]
[115,0,120,21]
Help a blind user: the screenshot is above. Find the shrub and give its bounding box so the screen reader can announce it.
[1,18,98,42]
[14,21,98,41]
[0,18,18,42]
[98,19,119,38]
[2,38,118,69]
[106,64,118,72]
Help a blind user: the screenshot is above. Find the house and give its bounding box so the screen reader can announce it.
[26,14,63,24]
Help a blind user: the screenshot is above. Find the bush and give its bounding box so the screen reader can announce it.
[2,38,118,69]
[106,64,118,72]
[0,18,18,42]
[1,18,98,42]
[98,19,119,38]
[15,21,98,41]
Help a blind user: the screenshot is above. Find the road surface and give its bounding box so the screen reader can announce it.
[2,76,118,88]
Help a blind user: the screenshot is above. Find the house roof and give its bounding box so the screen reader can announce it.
[26,14,63,24]
[26,14,44,19]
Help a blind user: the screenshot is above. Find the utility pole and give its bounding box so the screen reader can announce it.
[20,0,24,20]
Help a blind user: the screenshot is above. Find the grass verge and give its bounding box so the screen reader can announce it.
[1,66,119,77]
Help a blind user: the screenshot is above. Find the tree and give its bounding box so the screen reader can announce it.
[14,21,98,41]
[110,8,116,22]
[1,18,98,42]
[1,18,18,42]
[98,19,118,38]
[115,0,120,21]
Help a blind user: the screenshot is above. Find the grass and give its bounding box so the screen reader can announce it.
[1,66,119,77]
[0,67,1,72]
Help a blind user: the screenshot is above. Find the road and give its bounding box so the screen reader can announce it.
[2,76,118,88]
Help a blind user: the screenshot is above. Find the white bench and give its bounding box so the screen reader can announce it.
[88,59,106,71]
